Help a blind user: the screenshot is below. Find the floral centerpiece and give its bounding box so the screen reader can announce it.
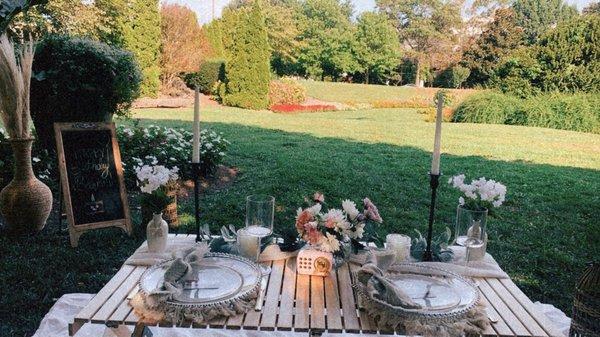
[448,174,507,212]
[295,192,383,255]
[136,164,179,253]
[448,174,507,259]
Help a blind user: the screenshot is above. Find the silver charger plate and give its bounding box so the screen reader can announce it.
[354,263,479,320]
[139,253,262,307]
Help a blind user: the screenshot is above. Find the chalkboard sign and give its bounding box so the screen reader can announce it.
[55,122,132,247]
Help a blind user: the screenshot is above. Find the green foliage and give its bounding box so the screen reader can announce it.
[296,0,358,80]
[453,91,600,133]
[376,0,463,86]
[221,3,271,109]
[7,0,109,40]
[461,8,525,87]
[30,35,141,148]
[489,47,543,98]
[410,228,454,262]
[203,20,225,59]
[491,15,600,96]
[512,0,578,44]
[182,59,225,94]
[354,12,401,84]
[96,0,161,97]
[0,0,46,33]
[269,78,307,106]
[583,2,600,15]
[434,65,471,89]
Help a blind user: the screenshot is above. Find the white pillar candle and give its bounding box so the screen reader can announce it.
[192,87,201,163]
[431,95,444,175]
[237,229,260,261]
[386,233,412,263]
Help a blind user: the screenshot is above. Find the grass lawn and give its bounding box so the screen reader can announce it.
[1,105,599,336]
[301,80,477,104]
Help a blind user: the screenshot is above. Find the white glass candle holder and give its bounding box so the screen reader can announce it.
[386,234,412,263]
[237,229,260,262]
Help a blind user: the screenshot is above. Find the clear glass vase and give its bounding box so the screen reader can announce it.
[454,205,487,249]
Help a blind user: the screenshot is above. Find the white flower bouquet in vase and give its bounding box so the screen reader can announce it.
[136,164,179,253]
[448,174,507,262]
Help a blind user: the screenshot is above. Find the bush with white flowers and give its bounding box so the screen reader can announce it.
[448,174,507,211]
[117,123,230,188]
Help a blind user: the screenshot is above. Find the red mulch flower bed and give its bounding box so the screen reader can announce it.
[270,104,337,113]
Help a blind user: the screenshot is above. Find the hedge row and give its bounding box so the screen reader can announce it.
[452,91,600,134]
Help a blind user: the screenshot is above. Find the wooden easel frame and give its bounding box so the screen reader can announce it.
[54,122,132,247]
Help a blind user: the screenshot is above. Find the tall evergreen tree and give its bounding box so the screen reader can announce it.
[221,2,271,109]
[512,0,578,43]
[461,8,525,87]
[96,0,161,97]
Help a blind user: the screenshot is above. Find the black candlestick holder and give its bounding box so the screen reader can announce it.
[424,172,441,262]
[192,162,202,242]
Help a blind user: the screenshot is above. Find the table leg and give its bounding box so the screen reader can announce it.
[102,325,132,337]
[131,323,152,337]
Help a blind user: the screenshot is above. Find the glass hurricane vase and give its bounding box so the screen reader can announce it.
[454,205,488,262]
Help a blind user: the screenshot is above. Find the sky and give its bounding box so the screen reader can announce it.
[171,0,597,25]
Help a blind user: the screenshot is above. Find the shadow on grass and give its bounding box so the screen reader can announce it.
[0,118,598,337]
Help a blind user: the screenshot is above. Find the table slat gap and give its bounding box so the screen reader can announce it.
[295,271,311,330]
[475,279,512,336]
[310,275,326,329]
[109,284,140,323]
[323,269,343,332]
[336,263,361,332]
[277,258,296,330]
[480,278,532,336]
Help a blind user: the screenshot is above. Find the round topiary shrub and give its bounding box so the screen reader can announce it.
[30,35,142,149]
[182,59,225,94]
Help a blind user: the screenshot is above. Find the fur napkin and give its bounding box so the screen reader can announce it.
[356,252,422,309]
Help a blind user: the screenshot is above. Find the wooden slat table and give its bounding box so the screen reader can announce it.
[69,235,564,337]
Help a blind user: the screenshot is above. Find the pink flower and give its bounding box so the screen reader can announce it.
[296,210,314,234]
[313,192,325,203]
[363,198,383,223]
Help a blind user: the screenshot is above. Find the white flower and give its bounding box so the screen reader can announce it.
[319,232,340,253]
[325,209,350,232]
[459,197,465,205]
[347,222,365,239]
[342,200,359,220]
[306,203,322,216]
[32,157,41,163]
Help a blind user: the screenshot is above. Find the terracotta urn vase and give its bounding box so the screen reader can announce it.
[0,138,53,233]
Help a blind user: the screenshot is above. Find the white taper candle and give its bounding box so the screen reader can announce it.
[192,87,200,163]
[431,95,444,175]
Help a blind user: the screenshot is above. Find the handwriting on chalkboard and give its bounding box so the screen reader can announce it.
[70,146,114,191]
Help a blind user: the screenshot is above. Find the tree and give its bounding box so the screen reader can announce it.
[296,0,358,80]
[461,8,525,87]
[96,0,161,97]
[376,0,463,87]
[512,0,578,44]
[160,4,206,89]
[491,14,600,96]
[583,2,600,15]
[354,12,401,84]
[221,2,271,109]
[8,0,110,40]
[434,65,471,88]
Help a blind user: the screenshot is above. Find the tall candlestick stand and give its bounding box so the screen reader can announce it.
[192,162,202,242]
[424,172,441,262]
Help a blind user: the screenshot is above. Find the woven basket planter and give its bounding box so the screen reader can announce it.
[0,138,52,233]
[570,262,600,337]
